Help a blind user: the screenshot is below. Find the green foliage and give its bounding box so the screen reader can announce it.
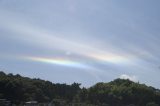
[0,71,160,106]
[0,71,80,104]
[79,78,160,106]
[146,102,159,106]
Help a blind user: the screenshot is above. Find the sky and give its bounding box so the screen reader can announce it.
[0,0,160,88]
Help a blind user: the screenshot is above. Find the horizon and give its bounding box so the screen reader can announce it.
[0,71,153,89]
[0,0,160,88]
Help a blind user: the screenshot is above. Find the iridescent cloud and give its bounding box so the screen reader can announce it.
[0,10,134,66]
[25,56,90,69]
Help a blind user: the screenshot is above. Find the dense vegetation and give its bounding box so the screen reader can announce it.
[0,71,160,106]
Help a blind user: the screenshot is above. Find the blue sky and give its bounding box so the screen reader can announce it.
[0,0,160,88]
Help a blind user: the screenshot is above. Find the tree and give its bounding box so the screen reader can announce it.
[146,102,159,106]
[0,71,160,106]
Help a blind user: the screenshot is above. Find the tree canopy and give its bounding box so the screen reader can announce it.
[0,71,160,106]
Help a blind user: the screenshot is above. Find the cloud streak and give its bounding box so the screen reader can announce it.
[0,1,160,88]
[0,10,134,66]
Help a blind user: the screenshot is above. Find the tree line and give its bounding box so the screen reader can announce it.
[0,71,160,106]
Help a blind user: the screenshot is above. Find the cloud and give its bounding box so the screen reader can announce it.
[0,10,134,66]
[119,74,138,82]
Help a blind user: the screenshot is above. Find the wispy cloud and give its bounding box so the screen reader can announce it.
[0,0,160,88]
[0,10,134,66]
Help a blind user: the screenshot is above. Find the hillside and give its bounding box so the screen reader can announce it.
[0,71,160,106]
